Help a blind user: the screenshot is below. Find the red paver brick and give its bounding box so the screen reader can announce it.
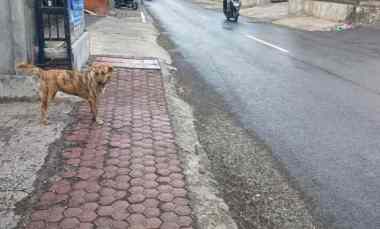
[147,217,162,228]
[68,195,85,207]
[143,199,160,208]
[128,213,147,225]
[172,188,187,197]
[79,210,98,222]
[130,170,144,178]
[161,212,179,222]
[161,222,180,229]
[158,193,174,202]
[98,206,114,216]
[46,222,59,229]
[27,221,45,229]
[144,188,159,198]
[157,176,171,183]
[31,210,49,221]
[79,223,94,229]
[158,185,173,193]
[170,179,186,188]
[144,207,160,217]
[168,166,182,173]
[130,178,144,186]
[62,171,77,178]
[144,166,157,173]
[116,181,130,190]
[81,202,99,211]
[169,173,184,180]
[157,168,171,176]
[85,182,101,193]
[175,205,192,216]
[173,198,190,206]
[129,186,144,194]
[100,187,116,196]
[60,218,80,229]
[115,175,131,183]
[99,195,116,205]
[84,193,100,202]
[178,216,193,227]
[161,202,176,212]
[114,190,127,199]
[47,206,65,222]
[64,208,82,218]
[73,181,88,191]
[128,193,146,203]
[66,158,80,166]
[143,180,159,189]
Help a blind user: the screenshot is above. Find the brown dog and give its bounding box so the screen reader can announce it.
[16,63,113,125]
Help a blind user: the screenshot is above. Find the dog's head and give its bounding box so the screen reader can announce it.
[90,63,114,84]
[89,63,114,94]
[16,63,41,76]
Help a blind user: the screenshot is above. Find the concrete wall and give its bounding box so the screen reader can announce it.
[0,0,15,74]
[304,0,354,21]
[357,0,380,23]
[242,0,271,7]
[289,0,306,15]
[0,0,35,75]
[289,0,380,23]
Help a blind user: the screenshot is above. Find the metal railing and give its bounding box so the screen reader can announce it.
[35,0,73,68]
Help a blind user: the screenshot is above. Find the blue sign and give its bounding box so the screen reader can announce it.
[68,0,84,26]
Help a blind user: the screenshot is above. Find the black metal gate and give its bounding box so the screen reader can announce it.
[35,0,73,68]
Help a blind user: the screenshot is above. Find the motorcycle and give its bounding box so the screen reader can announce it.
[115,0,139,10]
[223,0,241,22]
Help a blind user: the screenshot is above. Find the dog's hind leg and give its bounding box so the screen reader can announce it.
[39,84,49,125]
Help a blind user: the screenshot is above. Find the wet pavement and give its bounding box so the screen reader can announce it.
[24,66,193,229]
[146,0,380,228]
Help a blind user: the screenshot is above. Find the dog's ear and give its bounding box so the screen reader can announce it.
[107,65,114,73]
[16,63,30,69]
[16,63,41,75]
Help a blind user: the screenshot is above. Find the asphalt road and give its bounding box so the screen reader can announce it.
[146,1,380,228]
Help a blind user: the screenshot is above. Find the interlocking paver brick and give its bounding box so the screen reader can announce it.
[128,193,146,203]
[79,210,98,222]
[60,218,80,229]
[46,206,65,222]
[27,221,45,229]
[24,66,193,229]
[161,222,181,229]
[64,208,82,218]
[147,217,162,228]
[79,223,94,229]
[158,192,175,202]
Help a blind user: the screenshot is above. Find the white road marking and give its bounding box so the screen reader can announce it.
[245,34,289,53]
[141,11,147,23]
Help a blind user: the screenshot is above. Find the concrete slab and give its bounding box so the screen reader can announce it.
[88,16,171,63]
[274,15,341,31]
[95,56,161,69]
[241,2,289,22]
[0,74,39,102]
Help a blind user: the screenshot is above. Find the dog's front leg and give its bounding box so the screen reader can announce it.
[89,98,103,125]
[39,86,49,126]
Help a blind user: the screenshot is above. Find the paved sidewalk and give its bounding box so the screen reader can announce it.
[25,66,193,229]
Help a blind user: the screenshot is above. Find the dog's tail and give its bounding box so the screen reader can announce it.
[16,63,43,77]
